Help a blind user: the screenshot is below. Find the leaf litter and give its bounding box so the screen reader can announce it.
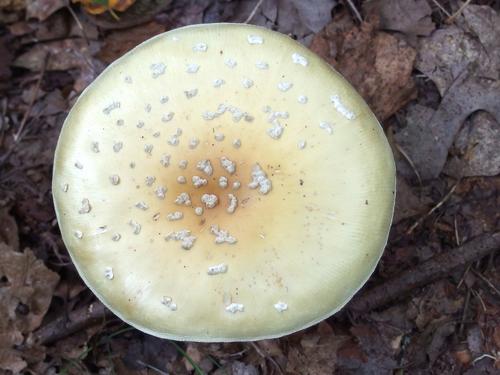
[0,0,500,373]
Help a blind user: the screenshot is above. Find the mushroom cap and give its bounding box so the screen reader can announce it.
[52,23,396,342]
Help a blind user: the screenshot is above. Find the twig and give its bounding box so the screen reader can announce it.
[136,360,169,375]
[345,0,363,23]
[472,269,500,297]
[470,288,486,312]
[32,301,112,345]
[446,0,472,23]
[454,215,461,246]
[250,342,284,375]
[244,0,264,24]
[458,288,471,337]
[13,53,50,143]
[348,231,500,313]
[472,353,498,365]
[395,142,422,187]
[66,1,90,47]
[406,181,459,235]
[430,0,451,17]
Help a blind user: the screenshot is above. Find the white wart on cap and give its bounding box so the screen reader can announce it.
[52,23,395,342]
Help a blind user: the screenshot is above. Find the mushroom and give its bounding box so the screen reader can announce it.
[52,24,395,342]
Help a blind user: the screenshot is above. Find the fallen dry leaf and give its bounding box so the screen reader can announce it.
[12,38,104,93]
[394,74,500,180]
[0,36,12,83]
[0,0,25,11]
[444,111,500,177]
[26,0,65,21]
[97,21,165,64]
[231,361,258,375]
[396,5,500,180]
[364,0,435,38]
[338,324,397,374]
[416,26,491,96]
[0,243,59,373]
[393,176,433,223]
[286,324,349,374]
[274,0,337,44]
[0,209,18,251]
[204,0,336,45]
[310,13,417,121]
[25,12,71,43]
[12,38,100,72]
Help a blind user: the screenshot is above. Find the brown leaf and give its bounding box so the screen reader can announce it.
[395,5,500,180]
[444,111,500,177]
[310,13,417,121]
[0,209,19,251]
[337,324,398,372]
[0,244,60,332]
[286,325,349,375]
[184,343,203,372]
[203,0,335,45]
[0,0,25,12]
[364,0,435,37]
[26,0,65,21]
[12,38,104,93]
[416,26,491,96]
[0,244,59,373]
[394,74,500,180]
[12,39,100,72]
[493,325,500,350]
[97,21,165,64]
[0,36,12,83]
[393,176,432,224]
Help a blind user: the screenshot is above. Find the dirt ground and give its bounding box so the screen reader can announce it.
[0,0,499,374]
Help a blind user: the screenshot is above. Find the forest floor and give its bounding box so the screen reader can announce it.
[0,0,499,374]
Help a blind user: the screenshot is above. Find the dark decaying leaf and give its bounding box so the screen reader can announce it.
[364,0,435,37]
[394,74,500,180]
[286,322,349,374]
[13,39,100,72]
[393,176,433,224]
[311,13,417,121]
[0,37,12,83]
[444,111,500,178]
[0,209,19,251]
[0,243,59,373]
[204,0,337,45]
[395,5,500,180]
[26,0,65,21]
[97,21,166,64]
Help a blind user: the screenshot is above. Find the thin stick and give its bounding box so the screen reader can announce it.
[471,288,486,312]
[345,0,363,23]
[33,301,112,345]
[472,353,498,365]
[250,342,284,375]
[349,231,500,313]
[66,1,90,47]
[406,182,458,235]
[458,287,471,337]
[395,142,422,186]
[13,53,49,143]
[447,0,472,23]
[472,269,500,297]
[244,0,264,24]
[430,0,451,17]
